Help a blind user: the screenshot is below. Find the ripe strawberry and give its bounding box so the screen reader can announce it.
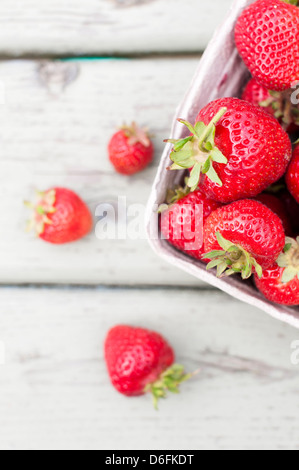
[286,144,299,203]
[108,122,154,175]
[281,189,299,233]
[255,237,299,305]
[255,193,292,235]
[104,325,191,408]
[203,199,285,279]
[235,0,299,91]
[25,187,92,244]
[242,78,299,133]
[242,78,271,107]
[168,98,292,203]
[160,186,221,260]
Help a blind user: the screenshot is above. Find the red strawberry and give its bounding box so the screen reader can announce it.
[203,199,285,279]
[281,189,299,233]
[104,325,191,408]
[160,186,221,260]
[25,187,92,244]
[235,0,299,91]
[108,122,154,175]
[242,78,299,133]
[255,193,292,235]
[242,78,271,107]
[286,144,299,203]
[168,98,292,203]
[255,237,299,305]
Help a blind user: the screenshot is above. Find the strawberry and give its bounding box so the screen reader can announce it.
[281,189,299,233]
[25,187,93,244]
[255,193,292,235]
[203,199,285,279]
[286,144,299,203]
[160,186,221,260]
[242,78,299,133]
[235,0,299,91]
[108,122,154,175]
[168,98,292,203]
[104,325,191,408]
[255,237,299,305]
[242,78,272,108]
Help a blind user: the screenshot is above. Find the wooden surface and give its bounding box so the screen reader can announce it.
[0,0,298,451]
[0,0,232,56]
[0,287,299,451]
[0,57,201,286]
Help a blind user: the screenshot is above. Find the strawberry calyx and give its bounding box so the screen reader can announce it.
[25,189,56,235]
[283,0,298,6]
[158,179,191,213]
[121,122,151,148]
[166,108,228,191]
[203,232,263,280]
[277,237,299,283]
[259,90,299,130]
[144,364,193,410]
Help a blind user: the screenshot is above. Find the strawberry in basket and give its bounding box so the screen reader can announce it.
[255,193,293,236]
[242,78,299,134]
[160,186,221,260]
[286,144,299,204]
[235,0,299,91]
[167,97,292,203]
[202,199,285,280]
[255,237,299,306]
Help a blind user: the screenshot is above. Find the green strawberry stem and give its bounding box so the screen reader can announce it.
[202,232,263,280]
[196,108,226,147]
[277,237,299,283]
[144,364,196,410]
[166,108,228,191]
[283,0,298,6]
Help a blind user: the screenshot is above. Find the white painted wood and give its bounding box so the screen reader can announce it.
[0,287,298,450]
[0,0,233,56]
[0,58,205,286]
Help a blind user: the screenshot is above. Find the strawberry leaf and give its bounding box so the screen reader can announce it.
[167,107,228,191]
[205,165,222,186]
[187,163,202,191]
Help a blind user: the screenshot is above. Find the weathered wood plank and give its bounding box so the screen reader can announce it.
[0,58,205,286]
[0,287,298,450]
[0,0,232,56]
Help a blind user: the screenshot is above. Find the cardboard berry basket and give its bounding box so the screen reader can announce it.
[145,0,299,329]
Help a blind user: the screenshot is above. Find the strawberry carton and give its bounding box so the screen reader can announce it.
[146,0,299,329]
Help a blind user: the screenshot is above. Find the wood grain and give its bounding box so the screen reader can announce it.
[0,0,232,56]
[0,57,205,286]
[0,286,298,450]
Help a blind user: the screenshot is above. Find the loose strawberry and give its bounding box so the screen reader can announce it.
[242,78,299,133]
[25,187,93,244]
[255,193,292,235]
[255,237,299,305]
[168,98,292,203]
[160,186,221,260]
[286,144,299,203]
[108,122,154,175]
[203,199,285,279]
[235,0,299,91]
[104,325,192,408]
